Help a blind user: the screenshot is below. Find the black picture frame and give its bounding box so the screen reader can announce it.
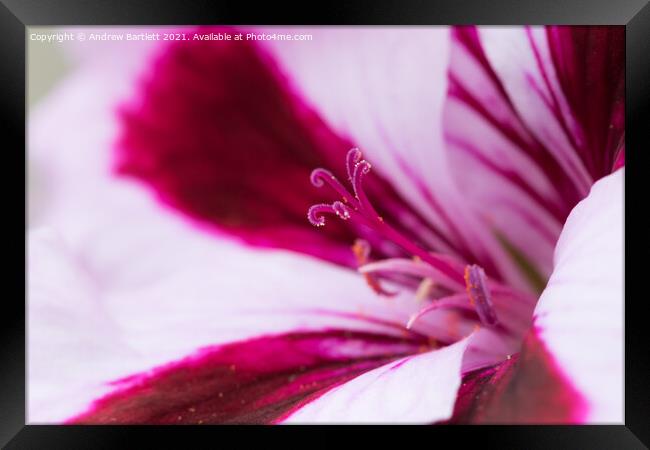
[3,0,648,447]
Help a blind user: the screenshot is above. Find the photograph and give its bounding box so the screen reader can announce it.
[24,24,625,425]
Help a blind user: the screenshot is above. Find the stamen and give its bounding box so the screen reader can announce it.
[406,294,475,329]
[352,238,371,262]
[352,239,397,297]
[351,158,379,217]
[359,257,464,292]
[307,203,336,227]
[307,148,467,287]
[346,147,362,181]
[415,278,435,302]
[310,168,356,204]
[332,201,352,220]
[464,264,499,326]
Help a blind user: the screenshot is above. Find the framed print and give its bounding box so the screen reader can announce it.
[3,0,649,447]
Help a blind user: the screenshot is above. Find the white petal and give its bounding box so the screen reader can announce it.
[28,222,440,422]
[27,63,441,419]
[282,336,471,423]
[28,229,138,422]
[533,169,623,423]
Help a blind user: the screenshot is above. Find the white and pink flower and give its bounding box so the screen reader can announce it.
[28,26,624,424]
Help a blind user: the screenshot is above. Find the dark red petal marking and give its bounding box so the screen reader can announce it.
[66,330,425,424]
[547,26,625,177]
[440,329,587,424]
[448,26,584,218]
[612,146,625,171]
[447,26,625,225]
[115,26,446,267]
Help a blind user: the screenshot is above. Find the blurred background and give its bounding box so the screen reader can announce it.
[28,27,71,107]
[28,27,74,228]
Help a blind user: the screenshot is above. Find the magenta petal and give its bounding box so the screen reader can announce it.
[547,26,625,176]
[115,26,355,266]
[66,331,422,424]
[115,26,434,267]
[612,146,625,171]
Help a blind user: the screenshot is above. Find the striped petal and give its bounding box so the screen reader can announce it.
[444,26,624,291]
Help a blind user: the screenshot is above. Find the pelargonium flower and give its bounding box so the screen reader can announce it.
[28,25,623,424]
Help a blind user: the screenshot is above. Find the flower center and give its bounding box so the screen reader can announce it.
[308,148,499,329]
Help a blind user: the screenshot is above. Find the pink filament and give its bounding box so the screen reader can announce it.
[308,148,466,286]
[359,258,464,292]
[310,168,356,205]
[307,203,336,227]
[406,294,476,329]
